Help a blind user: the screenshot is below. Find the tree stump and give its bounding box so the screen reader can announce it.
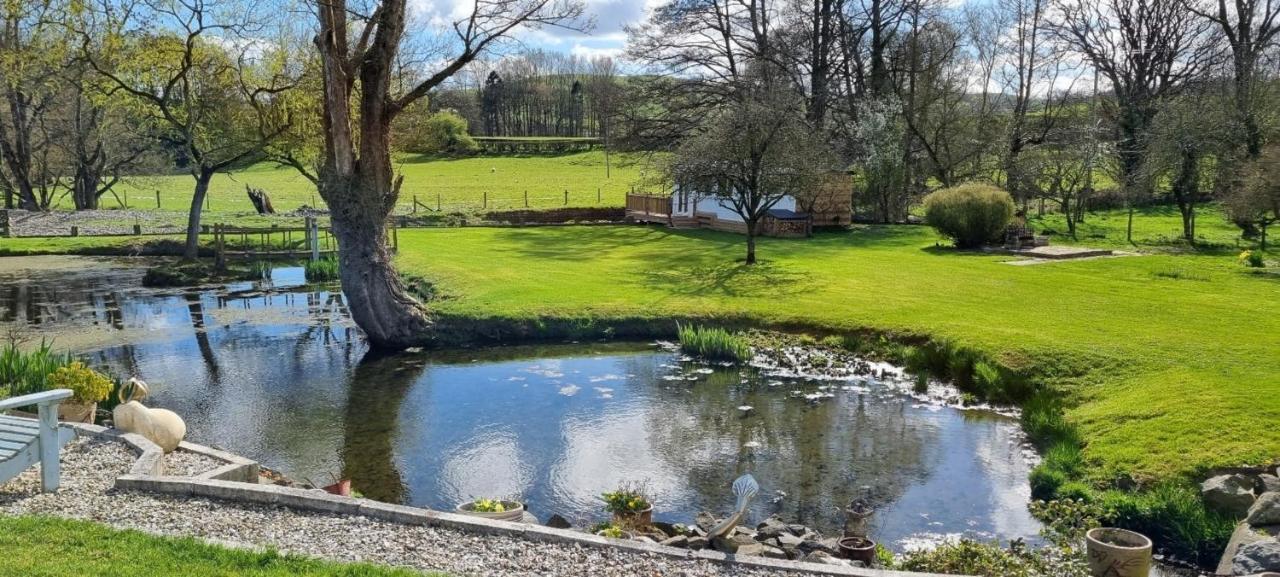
[245,185,276,215]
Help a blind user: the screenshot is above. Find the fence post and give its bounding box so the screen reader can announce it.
[214,224,225,269]
[483,191,488,209]
[437,193,441,211]
[206,190,211,211]
[308,217,320,262]
[155,190,161,209]
[524,190,528,208]
[413,195,418,214]
[123,190,129,210]
[597,187,601,203]
[564,190,569,205]
[70,226,79,237]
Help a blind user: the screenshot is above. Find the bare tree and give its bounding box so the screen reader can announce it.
[671,70,833,263]
[310,0,585,348]
[0,0,64,210]
[1232,144,1280,248]
[1186,0,1280,159]
[1052,0,1220,228]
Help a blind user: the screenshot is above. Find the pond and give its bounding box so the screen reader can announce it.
[0,256,1041,549]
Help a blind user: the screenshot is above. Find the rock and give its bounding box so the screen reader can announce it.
[1247,493,1280,526]
[712,533,757,553]
[659,535,688,548]
[695,512,718,533]
[545,514,572,529]
[802,551,850,567]
[653,521,683,537]
[632,536,656,544]
[760,545,788,559]
[1233,540,1280,575]
[733,543,766,557]
[1257,475,1280,495]
[776,532,805,549]
[799,537,841,555]
[786,523,809,536]
[755,516,788,539]
[1204,474,1259,517]
[686,536,709,550]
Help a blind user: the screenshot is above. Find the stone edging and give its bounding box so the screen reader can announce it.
[61,423,965,577]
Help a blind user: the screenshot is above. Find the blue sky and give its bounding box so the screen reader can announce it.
[408,0,649,59]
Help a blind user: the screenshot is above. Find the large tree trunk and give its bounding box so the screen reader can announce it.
[184,170,213,260]
[1171,149,1198,243]
[72,165,101,210]
[745,219,758,264]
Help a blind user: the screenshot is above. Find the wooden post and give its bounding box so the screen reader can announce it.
[123,190,129,209]
[413,195,418,214]
[483,191,488,209]
[309,217,320,262]
[437,193,441,211]
[37,401,59,492]
[564,190,569,205]
[597,187,601,203]
[133,224,142,235]
[524,190,529,207]
[70,226,79,237]
[155,190,161,209]
[215,224,226,269]
[206,190,211,211]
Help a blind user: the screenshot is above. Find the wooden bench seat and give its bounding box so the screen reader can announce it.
[0,390,75,492]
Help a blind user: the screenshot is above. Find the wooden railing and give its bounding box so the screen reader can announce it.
[626,193,672,217]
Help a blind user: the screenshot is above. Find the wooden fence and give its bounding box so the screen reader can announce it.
[213,216,397,265]
[625,193,672,222]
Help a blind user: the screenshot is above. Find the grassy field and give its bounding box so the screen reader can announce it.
[1029,204,1251,250]
[95,151,657,214]
[0,516,428,576]
[394,224,1280,484]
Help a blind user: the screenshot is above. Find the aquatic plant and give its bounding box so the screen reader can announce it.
[470,498,507,513]
[676,324,751,362]
[304,258,340,282]
[0,340,75,398]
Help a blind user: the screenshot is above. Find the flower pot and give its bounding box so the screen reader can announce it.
[455,500,526,522]
[322,479,351,496]
[838,536,877,565]
[612,504,654,527]
[1085,528,1151,577]
[57,401,96,424]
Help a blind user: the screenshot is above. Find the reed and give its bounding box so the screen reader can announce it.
[676,324,752,362]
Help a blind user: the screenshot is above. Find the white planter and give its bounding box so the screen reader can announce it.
[455,500,525,522]
[1085,527,1152,577]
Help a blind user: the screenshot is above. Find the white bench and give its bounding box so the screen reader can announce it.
[0,389,76,492]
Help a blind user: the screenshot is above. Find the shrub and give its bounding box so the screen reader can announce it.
[304,258,340,282]
[676,324,751,362]
[923,183,1016,248]
[1239,250,1265,268]
[417,110,479,155]
[1097,483,1235,564]
[470,498,507,513]
[47,361,114,403]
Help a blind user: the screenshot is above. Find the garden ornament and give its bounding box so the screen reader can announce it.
[112,378,186,453]
[705,474,760,540]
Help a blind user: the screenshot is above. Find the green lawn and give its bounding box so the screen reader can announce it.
[0,516,428,576]
[0,235,186,256]
[95,151,657,214]
[395,224,1280,484]
[1028,204,1250,250]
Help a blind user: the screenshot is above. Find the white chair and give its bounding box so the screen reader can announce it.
[0,389,76,492]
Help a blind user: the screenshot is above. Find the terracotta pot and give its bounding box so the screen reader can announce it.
[838,537,877,565]
[455,500,525,522]
[1085,528,1152,577]
[322,479,351,496]
[612,504,654,527]
[57,401,96,424]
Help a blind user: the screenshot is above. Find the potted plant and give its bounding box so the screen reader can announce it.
[838,536,877,565]
[592,522,634,540]
[455,497,526,522]
[47,362,114,424]
[602,483,653,526]
[1085,528,1151,577]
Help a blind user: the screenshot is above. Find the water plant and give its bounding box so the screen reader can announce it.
[676,324,751,362]
[0,340,76,398]
[305,258,340,282]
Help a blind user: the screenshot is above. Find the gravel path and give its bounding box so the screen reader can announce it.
[164,448,224,477]
[0,439,810,577]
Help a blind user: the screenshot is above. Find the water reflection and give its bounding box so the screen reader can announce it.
[0,256,1040,548]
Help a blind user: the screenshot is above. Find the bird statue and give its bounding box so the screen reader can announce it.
[113,378,187,453]
[705,474,760,540]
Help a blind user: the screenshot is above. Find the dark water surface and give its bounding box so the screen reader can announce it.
[0,256,1041,549]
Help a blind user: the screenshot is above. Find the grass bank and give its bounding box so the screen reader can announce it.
[92,151,656,213]
[0,516,429,576]
[395,224,1279,484]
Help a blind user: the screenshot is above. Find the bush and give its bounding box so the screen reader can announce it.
[416,110,479,155]
[1096,483,1235,564]
[923,183,1016,248]
[1029,464,1066,501]
[47,361,115,403]
[1239,250,1265,268]
[677,324,752,362]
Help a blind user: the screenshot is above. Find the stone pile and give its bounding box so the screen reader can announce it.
[1201,467,1280,575]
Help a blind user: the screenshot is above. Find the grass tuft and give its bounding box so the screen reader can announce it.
[305,258,340,282]
[677,324,752,362]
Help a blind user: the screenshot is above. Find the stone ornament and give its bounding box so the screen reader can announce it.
[113,379,187,453]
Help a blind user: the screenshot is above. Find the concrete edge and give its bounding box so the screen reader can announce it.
[177,441,260,483]
[75,426,967,577]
